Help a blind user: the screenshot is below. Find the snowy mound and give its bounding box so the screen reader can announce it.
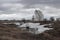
[19,23,53,34]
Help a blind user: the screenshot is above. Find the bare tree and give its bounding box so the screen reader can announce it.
[50,17,54,22]
[35,10,44,21]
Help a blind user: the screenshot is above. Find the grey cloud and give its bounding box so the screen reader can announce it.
[21,0,59,4]
[0,0,60,11]
[20,0,60,8]
[0,0,21,3]
[0,0,22,11]
[0,6,10,11]
[0,0,60,20]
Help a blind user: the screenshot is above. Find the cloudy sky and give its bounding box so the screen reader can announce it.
[0,0,60,20]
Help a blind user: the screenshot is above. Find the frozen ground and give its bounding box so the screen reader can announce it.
[18,23,53,34]
[3,22,53,34]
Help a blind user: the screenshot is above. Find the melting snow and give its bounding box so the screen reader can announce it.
[19,23,53,34]
[3,22,53,34]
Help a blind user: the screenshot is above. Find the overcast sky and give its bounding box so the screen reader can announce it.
[0,0,60,20]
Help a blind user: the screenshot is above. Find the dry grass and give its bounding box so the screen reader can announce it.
[0,21,60,40]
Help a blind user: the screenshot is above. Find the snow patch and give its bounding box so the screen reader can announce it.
[19,23,53,34]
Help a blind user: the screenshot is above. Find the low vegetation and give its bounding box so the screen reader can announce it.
[0,20,60,40]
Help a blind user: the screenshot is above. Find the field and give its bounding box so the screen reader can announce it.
[0,20,60,40]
